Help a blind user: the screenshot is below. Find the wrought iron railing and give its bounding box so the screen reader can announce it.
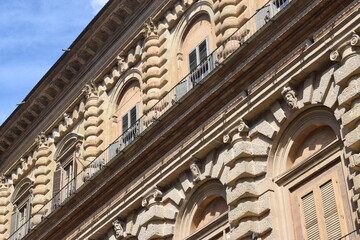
[8,1,291,239]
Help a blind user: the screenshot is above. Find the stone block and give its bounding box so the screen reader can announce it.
[324,81,340,109]
[341,103,360,129]
[344,124,360,151]
[312,66,334,104]
[302,73,314,105]
[228,195,270,225]
[334,55,360,86]
[353,174,360,193]
[163,187,184,206]
[179,172,193,193]
[226,158,266,185]
[270,101,286,124]
[139,205,176,226]
[338,75,360,107]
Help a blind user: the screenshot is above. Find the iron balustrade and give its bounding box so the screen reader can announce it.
[8,0,292,239]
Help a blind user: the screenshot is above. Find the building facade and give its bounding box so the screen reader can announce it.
[1,0,360,239]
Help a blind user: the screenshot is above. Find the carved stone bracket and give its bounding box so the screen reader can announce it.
[141,187,163,207]
[117,55,128,74]
[281,86,298,110]
[330,32,360,63]
[82,82,99,99]
[190,161,201,182]
[63,113,73,127]
[0,174,9,188]
[112,219,126,239]
[223,118,249,144]
[35,132,49,148]
[143,18,158,38]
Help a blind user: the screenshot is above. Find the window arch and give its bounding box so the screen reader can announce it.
[107,71,142,145]
[52,133,83,208]
[175,180,230,240]
[10,178,33,239]
[169,2,216,100]
[270,106,354,239]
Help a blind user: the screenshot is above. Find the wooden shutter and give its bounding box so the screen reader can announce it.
[301,191,320,240]
[189,49,197,72]
[24,200,31,235]
[72,157,77,194]
[10,211,18,235]
[199,40,208,62]
[130,106,137,126]
[320,180,342,239]
[122,113,129,134]
[52,168,62,210]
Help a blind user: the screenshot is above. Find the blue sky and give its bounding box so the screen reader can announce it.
[0,0,108,125]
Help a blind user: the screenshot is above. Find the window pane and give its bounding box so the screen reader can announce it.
[130,106,137,126]
[122,113,129,133]
[199,40,208,62]
[189,50,197,71]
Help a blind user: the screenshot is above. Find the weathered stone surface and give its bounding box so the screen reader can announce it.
[334,55,360,86]
[342,102,360,129]
[344,124,360,151]
[138,222,173,240]
[338,75,360,107]
[228,194,270,225]
[270,101,286,124]
[139,205,176,226]
[312,66,334,104]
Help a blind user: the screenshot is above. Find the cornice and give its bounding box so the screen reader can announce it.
[0,0,151,161]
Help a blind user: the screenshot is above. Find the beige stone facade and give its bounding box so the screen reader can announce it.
[1,0,360,239]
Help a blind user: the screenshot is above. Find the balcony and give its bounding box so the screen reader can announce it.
[8,0,291,239]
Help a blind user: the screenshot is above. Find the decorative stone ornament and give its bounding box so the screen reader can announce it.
[35,132,49,148]
[190,161,201,182]
[281,86,298,110]
[350,33,360,46]
[330,50,341,62]
[223,118,249,144]
[112,219,126,239]
[141,188,162,207]
[117,55,127,74]
[238,119,249,133]
[83,82,98,99]
[143,18,157,38]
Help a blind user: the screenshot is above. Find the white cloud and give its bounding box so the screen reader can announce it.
[90,0,109,13]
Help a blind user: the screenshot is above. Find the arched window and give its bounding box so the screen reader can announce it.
[10,178,33,239]
[52,134,83,208]
[272,107,354,239]
[175,12,215,100]
[116,80,141,136]
[176,180,230,240]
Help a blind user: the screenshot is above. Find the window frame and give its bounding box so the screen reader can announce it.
[10,180,32,240]
[291,166,348,240]
[184,212,230,240]
[188,37,210,84]
[52,136,82,208]
[121,103,139,134]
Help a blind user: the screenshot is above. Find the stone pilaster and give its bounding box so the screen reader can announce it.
[0,175,11,240]
[214,0,248,59]
[32,132,52,226]
[83,83,103,177]
[141,18,167,127]
[331,32,360,221]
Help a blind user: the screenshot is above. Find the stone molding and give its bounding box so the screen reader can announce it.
[141,188,163,207]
